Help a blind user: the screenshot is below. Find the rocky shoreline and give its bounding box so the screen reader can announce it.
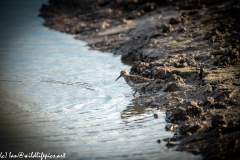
[39,0,240,159]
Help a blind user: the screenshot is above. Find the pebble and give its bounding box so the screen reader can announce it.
[154,113,158,118]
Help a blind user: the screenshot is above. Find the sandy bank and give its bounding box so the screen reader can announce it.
[39,0,240,159]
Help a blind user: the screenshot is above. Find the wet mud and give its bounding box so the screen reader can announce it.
[39,0,240,159]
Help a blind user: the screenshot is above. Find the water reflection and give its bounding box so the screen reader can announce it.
[40,78,95,91]
[121,103,151,118]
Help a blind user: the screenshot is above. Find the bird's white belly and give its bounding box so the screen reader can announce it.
[132,82,150,90]
[127,80,134,87]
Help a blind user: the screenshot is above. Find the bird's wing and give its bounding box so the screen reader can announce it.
[129,75,153,84]
[132,82,151,89]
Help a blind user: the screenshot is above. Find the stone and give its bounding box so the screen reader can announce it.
[169,17,182,24]
[162,24,174,33]
[164,82,181,92]
[181,124,201,134]
[187,101,202,115]
[211,114,227,128]
[210,102,227,109]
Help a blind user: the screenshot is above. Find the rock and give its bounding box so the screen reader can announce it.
[150,61,164,67]
[227,139,238,149]
[165,123,178,132]
[204,96,214,106]
[188,57,196,66]
[206,84,213,92]
[162,24,174,33]
[204,29,220,40]
[163,138,171,142]
[181,62,188,68]
[130,61,150,76]
[166,107,186,123]
[141,48,162,62]
[220,56,230,65]
[228,48,239,60]
[166,142,176,148]
[180,124,202,134]
[211,114,227,128]
[174,62,188,68]
[146,79,164,92]
[186,101,202,115]
[186,132,192,136]
[128,10,142,19]
[178,26,186,32]
[141,3,156,13]
[207,96,214,103]
[214,93,228,103]
[210,102,227,109]
[167,74,185,84]
[164,82,181,92]
[154,113,158,118]
[169,17,182,24]
[152,67,169,79]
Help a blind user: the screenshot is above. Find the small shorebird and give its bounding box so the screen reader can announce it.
[115,70,154,96]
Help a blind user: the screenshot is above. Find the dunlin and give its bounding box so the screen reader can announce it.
[116,70,154,96]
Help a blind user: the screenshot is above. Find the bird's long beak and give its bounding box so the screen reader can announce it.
[115,75,121,81]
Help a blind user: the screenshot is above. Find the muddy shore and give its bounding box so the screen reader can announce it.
[39,0,240,159]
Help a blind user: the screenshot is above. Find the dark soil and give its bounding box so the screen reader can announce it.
[39,0,240,159]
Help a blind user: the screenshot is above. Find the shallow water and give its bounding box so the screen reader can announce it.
[0,1,201,159]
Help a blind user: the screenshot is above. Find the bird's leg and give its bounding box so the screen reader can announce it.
[143,86,146,94]
[133,89,137,97]
[140,86,146,95]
